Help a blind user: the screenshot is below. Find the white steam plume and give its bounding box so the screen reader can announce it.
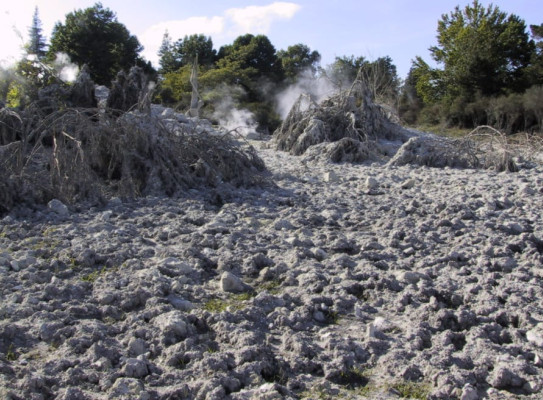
[53,53,80,83]
[275,69,336,119]
[211,87,258,137]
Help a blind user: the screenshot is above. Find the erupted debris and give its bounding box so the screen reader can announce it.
[0,108,266,215]
[274,77,526,172]
[187,55,201,118]
[69,64,97,108]
[1,145,542,399]
[274,79,409,159]
[301,137,384,164]
[106,66,153,114]
[0,108,24,146]
[389,126,519,172]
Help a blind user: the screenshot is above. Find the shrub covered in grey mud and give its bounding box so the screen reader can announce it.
[0,106,266,215]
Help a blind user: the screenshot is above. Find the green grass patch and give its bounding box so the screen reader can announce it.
[389,381,431,399]
[259,280,281,294]
[412,123,471,138]
[203,292,255,313]
[203,298,228,313]
[80,266,107,283]
[5,344,17,361]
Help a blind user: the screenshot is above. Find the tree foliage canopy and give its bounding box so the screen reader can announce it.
[277,44,321,81]
[400,1,543,132]
[175,34,216,68]
[48,2,143,85]
[430,0,533,98]
[27,7,47,59]
[158,31,178,75]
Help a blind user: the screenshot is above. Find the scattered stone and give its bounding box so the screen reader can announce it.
[460,383,478,400]
[1,136,543,400]
[10,260,20,272]
[122,358,149,378]
[527,324,543,347]
[365,176,379,190]
[109,377,149,399]
[128,338,148,357]
[47,199,69,216]
[220,271,251,293]
[154,311,191,345]
[323,171,339,183]
[401,178,416,189]
[491,364,526,389]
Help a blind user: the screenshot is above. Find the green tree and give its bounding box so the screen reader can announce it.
[27,7,47,59]
[409,56,443,106]
[158,30,180,74]
[430,0,534,98]
[218,34,283,84]
[399,65,424,124]
[528,24,543,84]
[325,55,366,90]
[48,2,143,85]
[174,34,216,67]
[277,44,320,82]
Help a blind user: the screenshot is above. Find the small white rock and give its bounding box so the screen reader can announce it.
[399,271,421,284]
[47,199,69,216]
[122,358,148,378]
[323,171,339,183]
[154,311,189,340]
[10,260,20,272]
[220,271,247,293]
[313,310,326,323]
[460,383,479,400]
[365,176,379,190]
[128,338,147,357]
[401,178,416,189]
[100,210,113,221]
[526,325,543,347]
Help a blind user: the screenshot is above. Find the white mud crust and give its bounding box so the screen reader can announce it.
[0,140,542,400]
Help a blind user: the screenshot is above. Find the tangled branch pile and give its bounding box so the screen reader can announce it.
[0,107,266,215]
[273,75,536,172]
[274,80,409,160]
[389,126,520,172]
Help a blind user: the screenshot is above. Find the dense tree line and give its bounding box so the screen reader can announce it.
[2,1,542,134]
[400,0,543,133]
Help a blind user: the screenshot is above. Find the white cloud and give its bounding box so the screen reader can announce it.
[225,2,301,35]
[140,2,301,67]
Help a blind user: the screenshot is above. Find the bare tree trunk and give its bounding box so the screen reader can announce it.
[187,55,200,118]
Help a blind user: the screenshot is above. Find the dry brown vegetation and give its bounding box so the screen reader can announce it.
[0,106,266,215]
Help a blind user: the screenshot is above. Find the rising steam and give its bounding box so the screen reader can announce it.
[275,69,337,119]
[209,85,259,137]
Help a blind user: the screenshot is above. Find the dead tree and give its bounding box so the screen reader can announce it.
[69,65,97,108]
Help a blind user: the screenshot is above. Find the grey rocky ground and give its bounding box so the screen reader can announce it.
[1,139,542,399]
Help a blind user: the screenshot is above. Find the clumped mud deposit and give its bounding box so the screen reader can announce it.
[1,138,543,399]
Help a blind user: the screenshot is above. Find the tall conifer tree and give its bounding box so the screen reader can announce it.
[27,6,47,59]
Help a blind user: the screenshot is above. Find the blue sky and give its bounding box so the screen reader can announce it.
[1,0,541,78]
